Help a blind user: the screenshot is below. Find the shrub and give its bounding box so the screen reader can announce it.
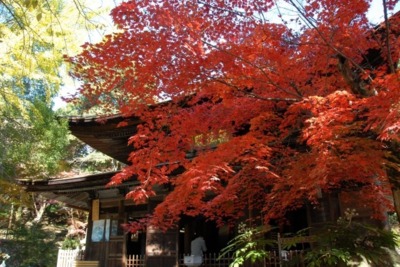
[2,222,58,267]
[219,223,276,267]
[304,209,400,267]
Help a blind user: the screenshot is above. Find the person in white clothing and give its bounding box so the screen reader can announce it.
[191,233,207,257]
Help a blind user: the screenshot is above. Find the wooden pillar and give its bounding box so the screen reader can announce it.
[119,200,127,267]
[85,196,97,261]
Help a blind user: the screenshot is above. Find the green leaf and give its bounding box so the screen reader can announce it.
[36,12,42,21]
[31,0,38,9]
[23,0,31,8]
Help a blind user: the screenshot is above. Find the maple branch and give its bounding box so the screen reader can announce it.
[202,40,302,99]
[258,1,305,98]
[337,55,372,97]
[211,78,300,102]
[382,0,396,74]
[287,0,374,96]
[246,92,300,102]
[196,0,247,18]
[287,0,319,29]
[289,81,304,97]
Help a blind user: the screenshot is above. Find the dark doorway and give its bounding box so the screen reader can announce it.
[126,231,145,255]
[179,216,233,255]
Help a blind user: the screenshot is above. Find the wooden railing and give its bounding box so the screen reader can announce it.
[56,249,84,267]
[178,253,233,267]
[58,250,305,267]
[126,254,145,267]
[178,251,305,267]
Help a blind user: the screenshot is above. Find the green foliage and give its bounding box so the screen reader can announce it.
[2,222,58,267]
[0,1,110,264]
[58,133,121,174]
[74,149,120,173]
[0,100,70,180]
[61,236,80,250]
[305,248,351,267]
[304,209,400,267]
[44,202,72,226]
[219,223,276,267]
[0,0,113,181]
[220,211,400,267]
[0,0,99,185]
[0,0,108,96]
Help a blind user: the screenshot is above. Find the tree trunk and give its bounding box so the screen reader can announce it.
[8,203,14,229]
[391,188,400,224]
[33,199,48,223]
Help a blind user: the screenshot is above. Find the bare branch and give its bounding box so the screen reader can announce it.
[382,0,396,73]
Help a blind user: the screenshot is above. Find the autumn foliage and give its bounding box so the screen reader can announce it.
[67,0,400,229]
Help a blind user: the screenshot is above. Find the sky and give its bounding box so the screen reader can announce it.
[53,0,121,110]
[52,0,400,110]
[368,0,399,24]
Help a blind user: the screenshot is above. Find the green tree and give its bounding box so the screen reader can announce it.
[0,0,112,181]
[0,2,120,265]
[2,222,59,267]
[0,4,114,264]
[0,0,112,209]
[303,209,399,266]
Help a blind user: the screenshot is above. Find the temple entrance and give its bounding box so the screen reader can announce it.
[126,231,146,255]
[178,216,234,256]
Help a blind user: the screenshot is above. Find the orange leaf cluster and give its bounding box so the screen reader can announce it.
[68,0,400,229]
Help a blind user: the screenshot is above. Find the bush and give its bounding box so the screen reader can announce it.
[304,209,400,267]
[219,223,276,267]
[2,222,58,267]
[221,210,400,267]
[61,236,80,250]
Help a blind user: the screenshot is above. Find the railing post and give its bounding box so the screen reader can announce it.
[277,233,282,267]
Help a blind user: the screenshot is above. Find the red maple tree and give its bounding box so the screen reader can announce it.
[66,0,400,229]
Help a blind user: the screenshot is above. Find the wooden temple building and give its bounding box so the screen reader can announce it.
[20,114,234,267]
[19,114,379,267]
